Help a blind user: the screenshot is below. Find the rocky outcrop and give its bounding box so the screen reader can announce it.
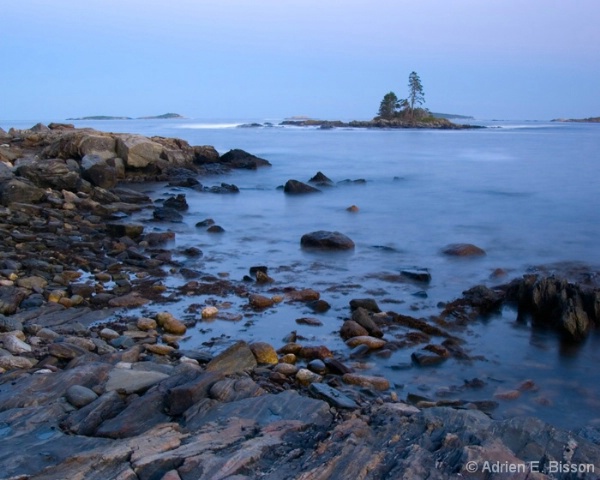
[219,148,271,169]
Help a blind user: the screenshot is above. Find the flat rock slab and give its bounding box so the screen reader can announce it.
[185,389,332,431]
[105,368,169,394]
[308,383,358,409]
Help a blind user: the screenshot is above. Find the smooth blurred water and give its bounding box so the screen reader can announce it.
[4,118,600,429]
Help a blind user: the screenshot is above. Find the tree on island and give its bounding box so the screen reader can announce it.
[375,71,431,122]
[377,92,400,120]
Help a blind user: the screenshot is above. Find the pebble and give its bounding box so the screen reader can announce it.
[274,363,298,376]
[201,306,219,318]
[145,344,175,356]
[296,368,323,386]
[248,294,275,309]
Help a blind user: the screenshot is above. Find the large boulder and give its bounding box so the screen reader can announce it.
[506,275,599,341]
[0,178,46,205]
[219,149,271,169]
[115,134,164,169]
[193,145,220,164]
[81,154,118,189]
[300,230,355,250]
[16,158,81,191]
[42,131,117,160]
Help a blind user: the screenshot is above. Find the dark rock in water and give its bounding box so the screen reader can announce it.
[340,320,369,340]
[163,193,188,210]
[196,218,215,228]
[284,179,321,194]
[338,178,366,185]
[308,171,334,186]
[111,187,152,204]
[351,307,383,338]
[219,149,271,169]
[309,383,358,409]
[249,265,268,276]
[300,230,355,250]
[401,269,432,283]
[153,206,183,222]
[206,182,239,194]
[411,348,448,366]
[442,243,486,256]
[183,246,203,257]
[461,284,504,314]
[307,299,331,313]
[349,298,381,313]
[0,178,46,205]
[206,225,225,233]
[168,176,201,188]
[506,275,599,341]
[205,341,258,375]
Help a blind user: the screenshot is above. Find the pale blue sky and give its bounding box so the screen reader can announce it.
[2,0,599,121]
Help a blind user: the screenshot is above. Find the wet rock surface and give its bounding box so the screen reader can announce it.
[0,125,599,478]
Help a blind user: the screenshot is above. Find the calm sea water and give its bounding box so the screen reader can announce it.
[3,118,600,429]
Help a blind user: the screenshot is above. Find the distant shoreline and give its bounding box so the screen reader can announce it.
[551,116,600,123]
[240,118,485,130]
[66,113,185,121]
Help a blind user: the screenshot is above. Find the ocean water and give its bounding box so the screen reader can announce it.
[4,117,600,429]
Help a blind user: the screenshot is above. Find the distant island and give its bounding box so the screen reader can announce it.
[263,73,480,130]
[66,113,185,120]
[551,117,600,123]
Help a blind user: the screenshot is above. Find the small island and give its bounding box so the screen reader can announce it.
[245,72,481,130]
[551,116,600,123]
[66,113,185,121]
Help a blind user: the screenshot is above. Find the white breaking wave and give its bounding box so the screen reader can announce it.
[175,122,243,129]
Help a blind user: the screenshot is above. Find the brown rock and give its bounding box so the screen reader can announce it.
[345,335,387,349]
[248,293,275,309]
[442,243,486,257]
[342,373,390,391]
[340,320,369,340]
[249,342,278,365]
[155,312,187,335]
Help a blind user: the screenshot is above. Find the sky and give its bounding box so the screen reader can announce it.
[1,0,599,121]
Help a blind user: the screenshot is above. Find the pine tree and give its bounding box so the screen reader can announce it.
[377,91,400,119]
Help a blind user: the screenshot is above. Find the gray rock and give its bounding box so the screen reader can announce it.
[81,154,118,189]
[65,385,99,408]
[308,383,358,409]
[115,134,164,169]
[1,334,31,354]
[61,390,126,436]
[349,298,381,313]
[0,315,24,332]
[166,371,222,416]
[0,178,45,206]
[104,368,169,394]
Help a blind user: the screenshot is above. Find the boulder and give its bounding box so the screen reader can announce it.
[219,149,271,169]
[0,178,46,205]
[308,171,334,186]
[193,145,220,164]
[300,231,355,250]
[81,154,117,189]
[115,134,164,169]
[284,179,321,194]
[16,158,81,190]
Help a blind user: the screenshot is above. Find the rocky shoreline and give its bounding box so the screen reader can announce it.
[238,117,484,130]
[1,123,600,479]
